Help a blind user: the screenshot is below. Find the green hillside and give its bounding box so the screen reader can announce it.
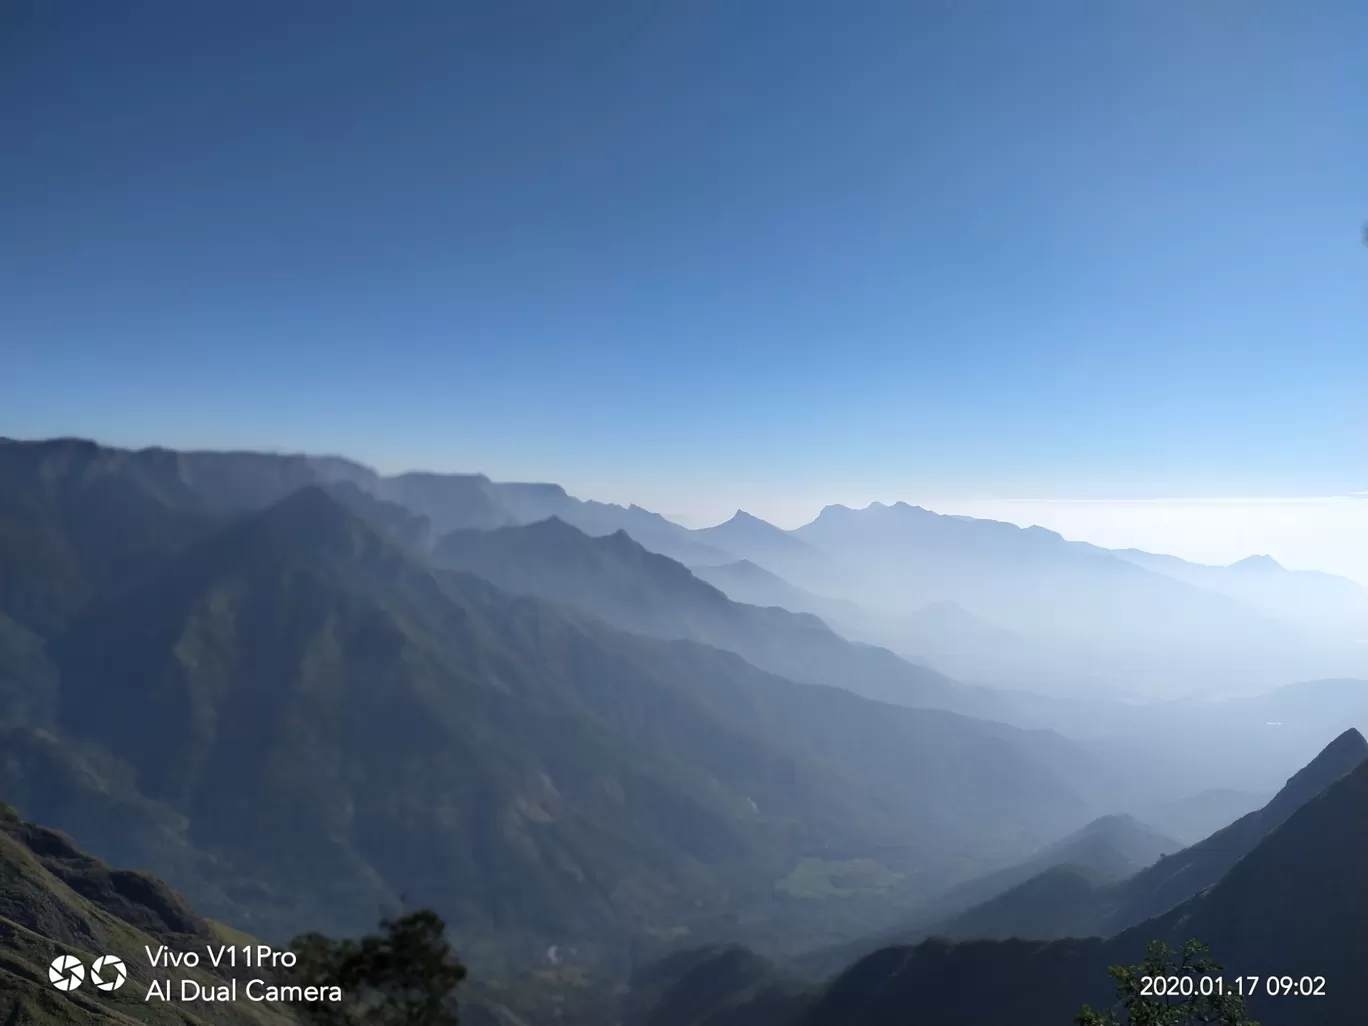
[0,803,292,1026]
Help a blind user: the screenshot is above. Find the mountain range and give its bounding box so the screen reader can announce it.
[1113,547,1368,641]
[776,502,1365,693]
[10,436,1362,698]
[431,516,1008,721]
[3,436,1366,1025]
[0,439,1113,978]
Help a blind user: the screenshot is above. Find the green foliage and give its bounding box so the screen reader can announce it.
[1075,939,1259,1026]
[290,910,468,1026]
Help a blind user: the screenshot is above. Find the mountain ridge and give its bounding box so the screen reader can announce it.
[431,516,1025,722]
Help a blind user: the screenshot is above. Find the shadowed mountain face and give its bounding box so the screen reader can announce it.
[1120,757,1368,1023]
[0,456,1104,973]
[626,945,809,1026]
[634,734,1368,1026]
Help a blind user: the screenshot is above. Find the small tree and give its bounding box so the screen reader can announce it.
[1076,939,1259,1026]
[291,909,468,1026]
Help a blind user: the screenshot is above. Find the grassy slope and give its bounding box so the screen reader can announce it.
[0,804,294,1026]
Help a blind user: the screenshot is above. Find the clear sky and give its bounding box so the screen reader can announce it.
[3,2,1365,576]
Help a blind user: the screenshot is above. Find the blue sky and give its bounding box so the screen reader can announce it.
[3,1,1365,557]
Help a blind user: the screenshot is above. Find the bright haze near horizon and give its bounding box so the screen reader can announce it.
[3,1,1365,581]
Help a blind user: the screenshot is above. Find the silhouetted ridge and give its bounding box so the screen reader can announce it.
[627,945,806,1026]
[1262,727,1368,823]
[1106,726,1368,931]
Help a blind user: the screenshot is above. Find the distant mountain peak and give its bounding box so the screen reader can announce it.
[1228,553,1284,572]
[522,515,581,535]
[236,485,395,568]
[817,500,934,519]
[1304,726,1367,766]
[706,508,784,531]
[260,482,351,525]
[696,508,803,550]
[727,558,769,573]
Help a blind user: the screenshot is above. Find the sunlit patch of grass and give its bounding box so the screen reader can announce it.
[775,858,903,898]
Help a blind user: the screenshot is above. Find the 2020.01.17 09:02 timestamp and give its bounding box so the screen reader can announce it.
[1140,975,1326,998]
